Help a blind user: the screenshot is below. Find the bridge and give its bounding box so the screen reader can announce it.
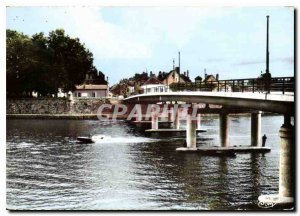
[123,81,295,207]
[122,14,294,208]
[124,91,294,115]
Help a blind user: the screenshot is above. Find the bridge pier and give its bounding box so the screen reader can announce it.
[151,107,158,130]
[197,113,201,130]
[168,106,174,128]
[174,108,180,129]
[258,115,294,207]
[219,113,229,147]
[168,106,173,121]
[251,111,262,147]
[186,113,197,149]
[176,107,197,151]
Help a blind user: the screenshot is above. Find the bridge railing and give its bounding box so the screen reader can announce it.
[167,76,294,94]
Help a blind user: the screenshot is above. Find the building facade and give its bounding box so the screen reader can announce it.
[73,84,109,98]
[73,69,109,98]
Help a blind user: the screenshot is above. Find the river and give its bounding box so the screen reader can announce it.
[6,115,285,210]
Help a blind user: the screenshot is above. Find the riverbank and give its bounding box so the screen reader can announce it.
[6,97,120,117]
[6,114,128,120]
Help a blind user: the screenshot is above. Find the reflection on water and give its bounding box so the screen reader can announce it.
[7,115,283,210]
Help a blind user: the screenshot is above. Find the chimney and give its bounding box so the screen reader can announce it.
[216,74,219,81]
[184,71,186,76]
[175,66,180,74]
[187,70,189,77]
[204,68,207,79]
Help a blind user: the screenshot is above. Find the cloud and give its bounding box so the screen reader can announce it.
[279,57,294,64]
[63,7,229,60]
[38,7,227,60]
[120,7,229,49]
[236,60,265,66]
[235,57,294,66]
[56,7,153,59]
[199,58,226,63]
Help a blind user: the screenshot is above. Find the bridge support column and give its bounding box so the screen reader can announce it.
[151,107,158,130]
[167,106,174,129]
[251,111,262,147]
[258,115,294,207]
[168,106,174,121]
[186,111,197,149]
[219,113,229,147]
[197,113,201,130]
[174,108,180,129]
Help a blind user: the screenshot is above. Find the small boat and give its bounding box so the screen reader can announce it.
[91,135,111,142]
[76,134,111,144]
[76,136,94,144]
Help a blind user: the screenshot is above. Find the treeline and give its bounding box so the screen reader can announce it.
[6,29,99,98]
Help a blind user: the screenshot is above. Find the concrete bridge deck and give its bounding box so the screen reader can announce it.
[124,91,294,115]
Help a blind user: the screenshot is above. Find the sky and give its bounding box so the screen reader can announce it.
[6,6,294,85]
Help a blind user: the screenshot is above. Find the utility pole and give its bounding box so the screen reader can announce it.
[178,51,181,84]
[264,15,271,93]
[178,51,181,73]
[266,15,270,74]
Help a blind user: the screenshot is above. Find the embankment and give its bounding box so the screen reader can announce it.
[6,98,121,119]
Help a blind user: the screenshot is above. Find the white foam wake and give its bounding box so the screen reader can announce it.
[91,134,159,144]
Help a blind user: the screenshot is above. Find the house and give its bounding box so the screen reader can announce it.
[110,72,151,97]
[110,83,127,97]
[201,72,230,92]
[158,67,192,85]
[204,73,219,83]
[140,76,169,93]
[127,81,135,95]
[74,84,109,97]
[73,69,109,98]
[195,76,202,83]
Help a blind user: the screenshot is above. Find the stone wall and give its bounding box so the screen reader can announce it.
[70,98,110,114]
[7,98,119,115]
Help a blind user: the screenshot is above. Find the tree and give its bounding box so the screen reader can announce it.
[6,30,38,97]
[6,29,96,97]
[47,29,94,92]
